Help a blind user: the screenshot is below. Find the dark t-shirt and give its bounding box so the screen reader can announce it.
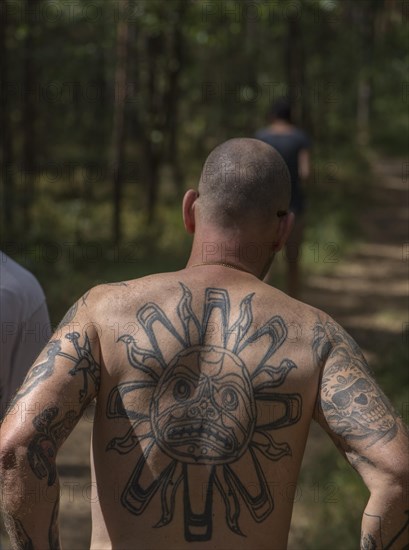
[255,127,310,213]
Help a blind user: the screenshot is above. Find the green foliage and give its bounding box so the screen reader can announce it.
[295,438,368,550]
[2,0,407,240]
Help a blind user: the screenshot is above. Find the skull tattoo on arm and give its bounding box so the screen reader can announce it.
[313,320,398,448]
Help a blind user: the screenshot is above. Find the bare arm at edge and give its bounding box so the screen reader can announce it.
[0,292,101,550]
[312,317,409,549]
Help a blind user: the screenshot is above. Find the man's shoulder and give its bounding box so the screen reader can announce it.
[84,273,182,317]
[261,286,335,341]
[258,282,324,316]
[84,274,335,339]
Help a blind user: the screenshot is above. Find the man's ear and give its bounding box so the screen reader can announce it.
[182,190,198,234]
[274,211,295,252]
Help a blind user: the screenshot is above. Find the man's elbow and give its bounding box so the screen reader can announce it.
[0,440,29,514]
[367,467,409,501]
[0,434,27,485]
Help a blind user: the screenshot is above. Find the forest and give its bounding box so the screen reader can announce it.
[0,0,408,548]
[1,0,407,247]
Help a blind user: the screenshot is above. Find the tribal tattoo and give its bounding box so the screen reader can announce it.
[58,289,91,329]
[57,331,101,403]
[10,330,101,409]
[106,284,302,541]
[313,321,398,447]
[9,340,62,408]
[27,406,79,485]
[57,301,79,330]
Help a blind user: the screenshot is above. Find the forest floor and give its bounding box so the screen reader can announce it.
[1,155,407,549]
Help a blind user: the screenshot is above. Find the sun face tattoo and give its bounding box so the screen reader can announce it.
[106,284,302,541]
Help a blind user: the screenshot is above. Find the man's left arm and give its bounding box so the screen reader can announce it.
[0,295,100,549]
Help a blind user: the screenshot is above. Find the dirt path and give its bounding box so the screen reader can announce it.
[1,157,407,550]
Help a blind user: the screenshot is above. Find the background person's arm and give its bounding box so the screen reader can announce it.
[312,318,409,549]
[0,294,100,549]
[298,148,310,183]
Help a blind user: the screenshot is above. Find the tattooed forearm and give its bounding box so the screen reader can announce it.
[3,500,60,550]
[383,510,409,549]
[48,500,61,550]
[361,510,409,549]
[27,406,78,485]
[4,517,34,550]
[4,509,60,550]
[313,321,398,447]
[360,532,377,549]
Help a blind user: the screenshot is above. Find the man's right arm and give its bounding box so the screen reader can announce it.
[298,149,310,183]
[0,291,100,549]
[312,318,409,549]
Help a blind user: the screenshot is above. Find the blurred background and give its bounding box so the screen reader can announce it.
[0,0,408,548]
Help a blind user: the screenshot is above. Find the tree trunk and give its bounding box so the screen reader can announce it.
[285,14,302,124]
[144,33,164,225]
[165,0,187,197]
[0,1,15,240]
[355,0,376,146]
[243,0,259,132]
[22,0,39,233]
[111,0,130,245]
[357,76,371,146]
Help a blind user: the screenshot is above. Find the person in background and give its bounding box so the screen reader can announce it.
[255,97,311,298]
[0,251,51,420]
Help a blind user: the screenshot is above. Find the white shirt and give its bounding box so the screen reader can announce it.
[0,252,51,418]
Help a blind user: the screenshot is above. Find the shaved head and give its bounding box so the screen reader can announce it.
[197,138,291,228]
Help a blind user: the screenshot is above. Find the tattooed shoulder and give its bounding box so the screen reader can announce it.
[9,329,101,409]
[312,319,398,447]
[57,301,79,330]
[312,318,362,366]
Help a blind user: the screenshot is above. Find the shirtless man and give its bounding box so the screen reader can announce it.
[1,139,407,550]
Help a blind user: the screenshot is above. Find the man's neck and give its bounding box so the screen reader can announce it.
[186,231,276,280]
[269,120,294,133]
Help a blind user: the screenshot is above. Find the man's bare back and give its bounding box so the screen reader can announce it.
[1,139,407,549]
[88,270,321,549]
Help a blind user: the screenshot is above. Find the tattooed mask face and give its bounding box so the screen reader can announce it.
[152,346,256,464]
[329,376,395,433]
